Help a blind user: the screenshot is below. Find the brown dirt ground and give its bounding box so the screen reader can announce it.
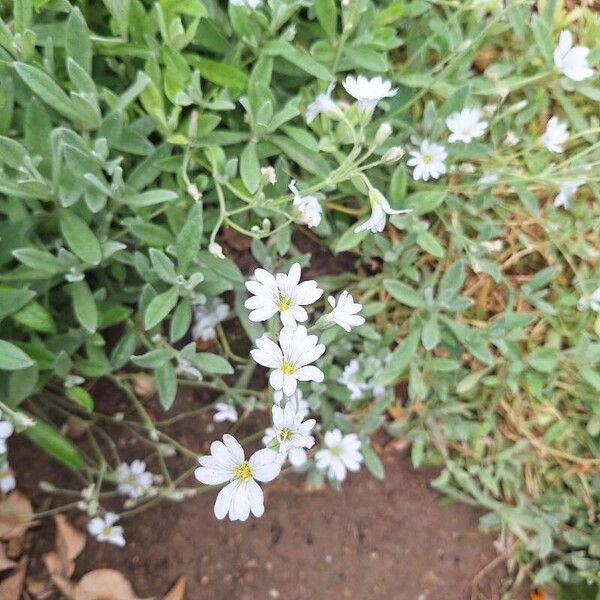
[8,396,529,600]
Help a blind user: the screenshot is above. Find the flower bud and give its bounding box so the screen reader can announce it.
[208,242,225,259]
[375,122,393,145]
[382,146,405,162]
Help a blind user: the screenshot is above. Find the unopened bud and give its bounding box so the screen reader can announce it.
[208,242,225,259]
[375,122,393,145]
[382,146,405,162]
[187,184,202,201]
[260,166,277,185]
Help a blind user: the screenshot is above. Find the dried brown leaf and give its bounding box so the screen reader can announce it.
[0,491,35,541]
[54,514,86,563]
[162,576,185,600]
[73,569,153,600]
[0,542,16,571]
[0,557,27,600]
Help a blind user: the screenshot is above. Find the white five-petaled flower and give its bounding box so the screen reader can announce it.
[446,108,488,143]
[541,116,569,153]
[115,460,153,500]
[407,140,448,181]
[264,402,316,458]
[192,298,230,341]
[251,325,325,396]
[326,291,365,332]
[553,30,594,82]
[213,402,238,424]
[342,75,398,111]
[355,188,410,234]
[0,412,14,454]
[306,82,340,123]
[230,0,262,8]
[289,181,322,228]
[315,429,362,482]
[245,263,323,326]
[0,463,15,494]
[87,513,126,547]
[554,179,585,209]
[195,434,280,521]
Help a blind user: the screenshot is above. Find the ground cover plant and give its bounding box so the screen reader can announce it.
[0,0,599,596]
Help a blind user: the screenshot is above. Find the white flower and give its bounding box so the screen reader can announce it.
[289,181,322,228]
[0,463,15,494]
[355,188,410,234]
[194,434,280,521]
[230,0,262,8]
[251,325,325,396]
[342,75,397,111]
[213,402,238,423]
[273,389,310,416]
[446,108,488,143]
[115,460,153,499]
[554,179,585,209]
[245,263,323,326]
[0,412,14,454]
[553,30,594,82]
[504,131,519,147]
[315,429,362,482]
[87,513,126,547]
[479,172,499,186]
[306,82,340,123]
[407,140,447,181]
[326,291,365,332]
[208,242,225,259]
[591,289,600,312]
[541,117,569,153]
[338,359,367,400]
[264,403,315,458]
[192,298,229,341]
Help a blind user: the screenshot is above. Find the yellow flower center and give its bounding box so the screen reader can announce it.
[280,360,297,375]
[278,428,293,443]
[233,462,253,482]
[422,153,433,163]
[330,447,342,458]
[276,293,293,311]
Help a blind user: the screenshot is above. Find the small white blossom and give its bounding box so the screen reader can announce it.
[554,179,585,209]
[289,181,322,228]
[541,117,569,153]
[504,131,519,147]
[87,513,126,547]
[315,429,362,482]
[407,140,448,181]
[261,166,277,185]
[115,460,153,500]
[263,403,315,459]
[339,357,384,400]
[192,298,229,341]
[0,463,15,494]
[339,359,365,400]
[0,412,14,454]
[553,30,594,82]
[213,402,238,424]
[306,82,341,123]
[251,325,325,396]
[342,75,397,111]
[446,108,488,143]
[578,288,600,312]
[326,291,365,332]
[230,0,262,8]
[355,188,410,233]
[245,263,323,326]
[195,434,280,521]
[479,173,499,186]
[208,242,225,259]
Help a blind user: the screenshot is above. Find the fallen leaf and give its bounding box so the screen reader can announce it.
[0,557,27,600]
[26,577,54,598]
[163,576,185,600]
[0,491,35,541]
[43,550,76,595]
[54,514,86,563]
[73,569,153,600]
[0,542,16,571]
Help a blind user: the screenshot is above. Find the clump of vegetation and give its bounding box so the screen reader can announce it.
[0,0,598,594]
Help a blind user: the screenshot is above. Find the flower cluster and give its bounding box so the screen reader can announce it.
[195,264,369,521]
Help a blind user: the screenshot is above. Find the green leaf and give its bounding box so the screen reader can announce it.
[0,287,36,320]
[68,280,98,333]
[362,445,385,480]
[144,286,179,330]
[66,7,92,74]
[314,0,337,42]
[187,55,248,93]
[170,299,192,343]
[25,419,85,470]
[131,348,173,368]
[383,280,423,308]
[59,211,102,266]
[378,328,421,385]
[194,352,233,375]
[240,141,260,193]
[176,203,203,273]
[110,330,139,370]
[155,362,177,410]
[12,300,57,333]
[122,189,178,207]
[0,340,34,370]
[66,385,94,412]
[402,190,446,215]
